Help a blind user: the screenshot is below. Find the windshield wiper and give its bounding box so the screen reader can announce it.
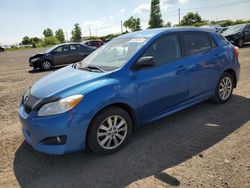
[78,65,104,73]
[85,65,104,72]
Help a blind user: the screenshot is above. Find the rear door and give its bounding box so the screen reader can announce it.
[182,32,220,101]
[69,44,82,63]
[134,34,189,120]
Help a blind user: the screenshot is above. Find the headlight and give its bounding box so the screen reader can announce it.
[37,95,83,116]
[31,58,39,62]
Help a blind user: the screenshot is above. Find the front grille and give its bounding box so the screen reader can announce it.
[24,94,41,114]
[24,105,32,114]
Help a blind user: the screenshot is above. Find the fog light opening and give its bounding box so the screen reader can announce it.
[40,135,67,145]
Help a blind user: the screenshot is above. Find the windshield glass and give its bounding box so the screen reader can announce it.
[44,45,60,53]
[224,24,246,34]
[79,37,148,71]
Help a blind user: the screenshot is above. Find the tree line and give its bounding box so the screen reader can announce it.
[123,0,250,32]
[21,23,82,47]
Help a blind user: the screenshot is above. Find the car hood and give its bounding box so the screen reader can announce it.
[30,52,46,59]
[30,65,108,98]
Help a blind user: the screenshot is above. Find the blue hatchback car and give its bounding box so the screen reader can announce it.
[19,27,240,155]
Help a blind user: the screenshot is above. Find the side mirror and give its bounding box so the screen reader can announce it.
[134,56,155,70]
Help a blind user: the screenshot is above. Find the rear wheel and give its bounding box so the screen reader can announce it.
[41,60,53,70]
[87,107,132,155]
[212,72,233,104]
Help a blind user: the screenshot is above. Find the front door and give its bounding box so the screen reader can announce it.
[52,45,71,65]
[133,34,189,121]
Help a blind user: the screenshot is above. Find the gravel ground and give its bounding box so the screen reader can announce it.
[0,46,249,188]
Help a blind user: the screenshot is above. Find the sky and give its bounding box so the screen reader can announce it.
[0,0,250,45]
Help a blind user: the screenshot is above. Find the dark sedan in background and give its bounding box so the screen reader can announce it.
[29,43,95,70]
[222,24,250,47]
[0,45,4,52]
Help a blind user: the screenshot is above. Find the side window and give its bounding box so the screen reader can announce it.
[142,34,181,66]
[245,25,250,31]
[183,32,212,55]
[54,46,63,53]
[69,44,78,51]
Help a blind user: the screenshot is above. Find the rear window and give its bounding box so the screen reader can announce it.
[183,32,212,55]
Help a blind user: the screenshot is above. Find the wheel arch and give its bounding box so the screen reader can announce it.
[224,68,237,88]
[89,102,138,130]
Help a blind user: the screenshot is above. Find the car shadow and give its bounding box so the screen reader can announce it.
[240,42,250,48]
[13,94,250,187]
[28,66,65,73]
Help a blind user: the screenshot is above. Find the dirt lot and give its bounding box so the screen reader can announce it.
[0,46,250,188]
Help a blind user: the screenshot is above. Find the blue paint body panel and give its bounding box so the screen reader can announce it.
[19,27,240,155]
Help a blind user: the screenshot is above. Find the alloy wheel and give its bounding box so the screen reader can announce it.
[42,61,52,70]
[219,76,232,100]
[97,115,128,150]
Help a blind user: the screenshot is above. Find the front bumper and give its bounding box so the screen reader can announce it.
[29,59,41,67]
[19,103,90,155]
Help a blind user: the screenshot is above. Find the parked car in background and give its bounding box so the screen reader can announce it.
[0,45,5,52]
[19,28,240,155]
[29,43,95,70]
[201,25,221,32]
[222,24,250,47]
[82,39,104,48]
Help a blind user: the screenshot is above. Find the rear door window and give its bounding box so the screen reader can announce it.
[183,32,212,55]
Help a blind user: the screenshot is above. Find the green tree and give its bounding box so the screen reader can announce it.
[164,21,172,27]
[22,36,31,45]
[148,0,163,28]
[43,28,54,37]
[123,16,141,32]
[71,23,82,42]
[55,29,65,43]
[30,37,42,44]
[43,36,59,46]
[180,12,202,26]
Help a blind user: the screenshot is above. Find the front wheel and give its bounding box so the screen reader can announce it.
[41,60,53,70]
[212,72,234,104]
[87,107,132,155]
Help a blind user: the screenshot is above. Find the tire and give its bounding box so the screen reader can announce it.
[237,39,244,47]
[212,72,234,104]
[87,106,133,155]
[41,60,53,70]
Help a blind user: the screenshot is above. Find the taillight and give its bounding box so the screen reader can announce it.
[233,46,239,58]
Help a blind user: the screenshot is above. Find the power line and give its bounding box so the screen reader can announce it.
[161,0,250,18]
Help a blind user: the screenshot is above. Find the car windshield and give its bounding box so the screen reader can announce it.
[79,37,148,71]
[224,24,246,34]
[44,45,60,53]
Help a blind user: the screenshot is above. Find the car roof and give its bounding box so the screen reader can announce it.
[83,39,102,42]
[118,27,217,39]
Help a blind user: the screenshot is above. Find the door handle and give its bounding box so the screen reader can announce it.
[177,65,187,72]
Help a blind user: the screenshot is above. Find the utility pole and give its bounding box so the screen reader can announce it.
[65,31,68,42]
[121,20,123,33]
[88,27,91,37]
[178,8,180,25]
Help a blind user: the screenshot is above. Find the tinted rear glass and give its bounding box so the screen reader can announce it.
[183,32,212,55]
